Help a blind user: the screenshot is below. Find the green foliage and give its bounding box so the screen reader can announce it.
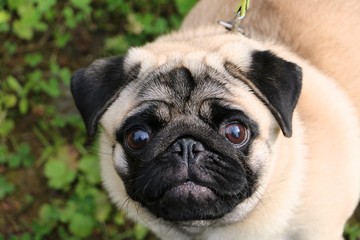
[78,155,101,184]
[175,0,198,16]
[44,159,76,190]
[345,222,360,240]
[0,176,16,199]
[0,143,34,168]
[1,0,198,239]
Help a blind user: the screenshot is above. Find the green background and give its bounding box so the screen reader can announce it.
[0,0,359,239]
[0,0,196,239]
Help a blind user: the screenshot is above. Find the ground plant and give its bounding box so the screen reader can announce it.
[0,0,359,239]
[0,0,196,239]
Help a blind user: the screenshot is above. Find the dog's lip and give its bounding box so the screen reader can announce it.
[166,181,213,196]
[144,181,215,205]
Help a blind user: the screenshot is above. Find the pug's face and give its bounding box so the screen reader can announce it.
[71,33,302,224]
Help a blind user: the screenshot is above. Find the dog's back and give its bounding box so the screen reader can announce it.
[182,0,360,112]
[182,1,360,238]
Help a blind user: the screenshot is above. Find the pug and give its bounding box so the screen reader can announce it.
[70,1,360,240]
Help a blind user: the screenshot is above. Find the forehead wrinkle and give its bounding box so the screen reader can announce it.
[138,80,174,102]
[121,101,171,128]
[136,61,232,116]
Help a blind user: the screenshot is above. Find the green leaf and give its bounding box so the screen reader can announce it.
[44,159,76,190]
[78,155,100,184]
[95,192,111,222]
[24,194,34,205]
[0,176,16,199]
[17,143,34,167]
[0,10,10,23]
[7,143,34,168]
[2,94,17,108]
[114,212,125,226]
[54,31,71,48]
[134,224,149,240]
[59,200,77,223]
[104,35,129,54]
[0,22,9,33]
[0,145,9,164]
[0,119,14,136]
[26,70,42,94]
[63,6,76,29]
[74,177,99,200]
[7,0,27,11]
[13,19,33,40]
[175,0,197,16]
[50,115,66,128]
[35,0,56,13]
[39,78,60,97]
[18,233,32,240]
[31,221,54,240]
[70,0,91,13]
[106,0,128,13]
[13,4,48,39]
[58,67,71,86]
[33,203,59,238]
[8,153,21,168]
[68,213,95,238]
[19,98,29,115]
[39,203,59,224]
[6,75,23,94]
[25,52,43,67]
[4,41,17,56]
[345,222,360,240]
[152,17,168,34]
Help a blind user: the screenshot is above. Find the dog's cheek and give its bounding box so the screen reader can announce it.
[113,144,130,177]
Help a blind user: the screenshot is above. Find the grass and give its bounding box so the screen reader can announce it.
[0,0,196,239]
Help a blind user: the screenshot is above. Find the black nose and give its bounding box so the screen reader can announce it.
[171,138,205,165]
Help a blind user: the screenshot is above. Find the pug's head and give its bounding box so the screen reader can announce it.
[71,32,302,225]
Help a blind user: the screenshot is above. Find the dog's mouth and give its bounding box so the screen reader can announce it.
[141,180,244,222]
[120,137,259,222]
[160,181,215,202]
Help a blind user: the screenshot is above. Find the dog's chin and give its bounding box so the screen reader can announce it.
[142,181,242,222]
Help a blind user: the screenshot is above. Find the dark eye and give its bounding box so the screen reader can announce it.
[223,122,249,146]
[125,128,150,151]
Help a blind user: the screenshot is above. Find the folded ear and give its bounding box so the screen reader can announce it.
[225,50,302,137]
[71,56,140,139]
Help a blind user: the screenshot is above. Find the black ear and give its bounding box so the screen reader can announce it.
[70,56,139,139]
[225,50,302,137]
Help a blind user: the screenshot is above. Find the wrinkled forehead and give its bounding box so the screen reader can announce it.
[137,64,229,111]
[122,35,261,105]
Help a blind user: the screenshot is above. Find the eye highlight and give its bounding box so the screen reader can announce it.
[223,122,250,146]
[125,128,150,151]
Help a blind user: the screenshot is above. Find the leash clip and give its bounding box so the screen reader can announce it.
[218,0,250,34]
[217,20,245,34]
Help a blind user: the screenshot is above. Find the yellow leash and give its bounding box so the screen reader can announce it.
[218,0,251,34]
[231,0,250,32]
[236,0,250,19]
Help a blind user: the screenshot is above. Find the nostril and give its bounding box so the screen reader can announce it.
[172,143,183,153]
[170,138,205,163]
[192,142,205,153]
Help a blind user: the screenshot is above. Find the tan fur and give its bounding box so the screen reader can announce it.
[98,25,360,239]
[181,2,360,237]
[182,0,360,113]
[93,1,360,239]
